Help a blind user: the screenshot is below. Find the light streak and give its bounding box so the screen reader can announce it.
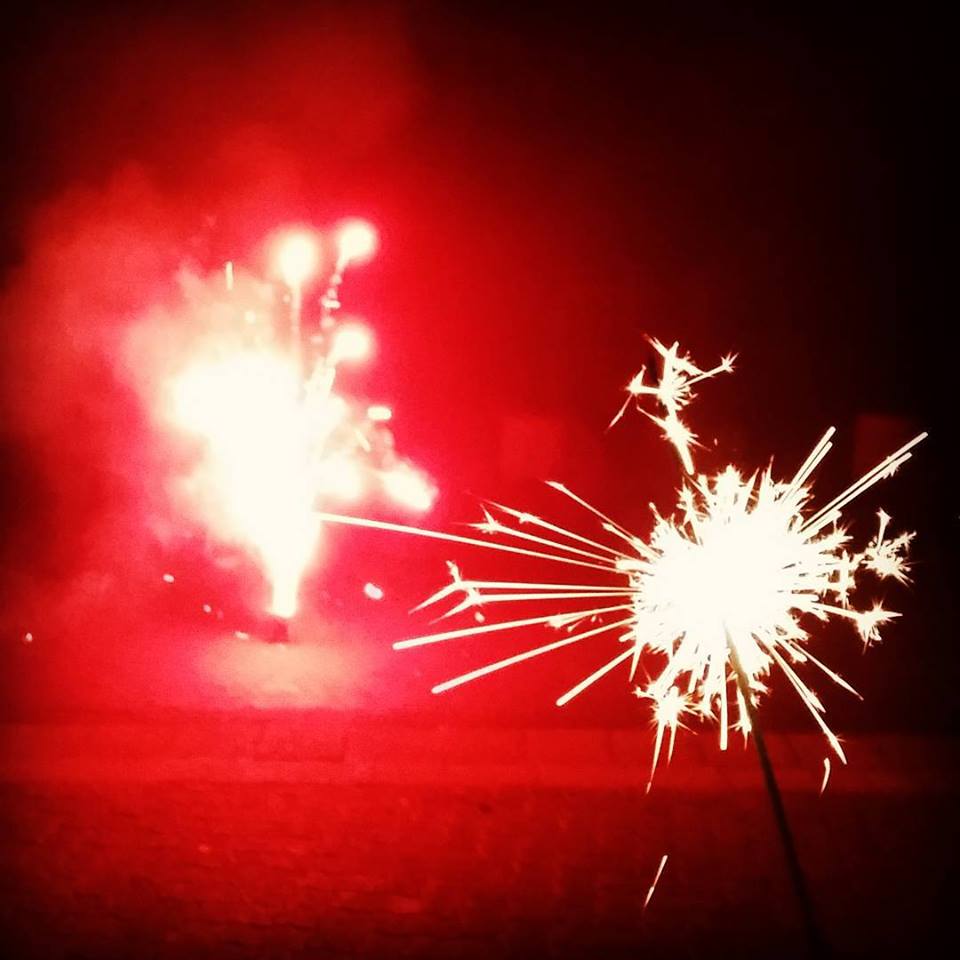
[643,854,669,913]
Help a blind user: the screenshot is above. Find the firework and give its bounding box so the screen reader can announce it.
[163,222,434,622]
[320,340,923,778]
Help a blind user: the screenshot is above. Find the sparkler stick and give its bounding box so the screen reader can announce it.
[726,627,826,957]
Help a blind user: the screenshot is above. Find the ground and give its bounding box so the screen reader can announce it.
[0,715,955,959]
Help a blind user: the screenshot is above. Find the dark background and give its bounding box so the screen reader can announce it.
[0,2,952,729]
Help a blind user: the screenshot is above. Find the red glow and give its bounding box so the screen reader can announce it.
[202,633,358,708]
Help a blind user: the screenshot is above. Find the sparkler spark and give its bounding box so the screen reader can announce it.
[643,854,670,914]
[364,582,385,601]
[820,757,831,795]
[319,340,924,777]
[161,223,435,621]
[610,338,735,473]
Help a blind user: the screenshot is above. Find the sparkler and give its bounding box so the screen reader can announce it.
[164,222,434,631]
[322,339,923,771]
[318,339,924,950]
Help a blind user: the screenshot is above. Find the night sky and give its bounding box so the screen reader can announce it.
[0,4,952,728]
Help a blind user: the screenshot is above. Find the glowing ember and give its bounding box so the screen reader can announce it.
[329,323,373,365]
[336,219,378,268]
[367,404,393,422]
[275,230,321,289]
[163,223,434,621]
[319,340,924,778]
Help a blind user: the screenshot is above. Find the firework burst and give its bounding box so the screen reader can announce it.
[320,341,923,780]
[159,222,435,621]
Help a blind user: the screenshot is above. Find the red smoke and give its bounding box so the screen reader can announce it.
[0,7,426,708]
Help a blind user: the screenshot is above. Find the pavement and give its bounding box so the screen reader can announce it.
[1,715,957,959]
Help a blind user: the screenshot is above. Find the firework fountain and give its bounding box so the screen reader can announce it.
[161,221,434,639]
[318,338,924,952]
